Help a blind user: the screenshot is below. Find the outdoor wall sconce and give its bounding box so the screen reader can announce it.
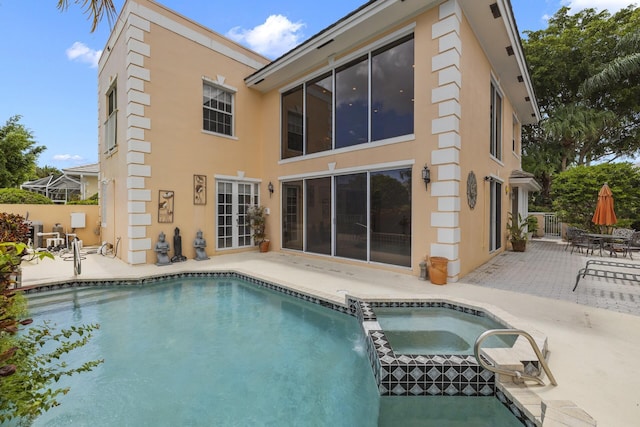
[268,181,274,198]
[422,165,431,190]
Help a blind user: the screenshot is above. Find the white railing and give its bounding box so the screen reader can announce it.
[531,212,562,237]
[544,213,561,237]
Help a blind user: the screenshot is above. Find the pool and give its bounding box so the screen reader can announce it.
[373,306,516,355]
[23,274,528,426]
[27,278,379,426]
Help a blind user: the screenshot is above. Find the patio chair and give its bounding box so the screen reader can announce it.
[625,231,640,260]
[607,228,635,257]
[570,231,600,256]
[564,226,582,251]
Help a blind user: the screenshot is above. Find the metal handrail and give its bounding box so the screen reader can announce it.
[72,238,81,276]
[474,329,557,386]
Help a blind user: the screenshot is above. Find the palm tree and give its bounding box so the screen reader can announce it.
[56,0,117,32]
[544,103,614,170]
[582,32,640,94]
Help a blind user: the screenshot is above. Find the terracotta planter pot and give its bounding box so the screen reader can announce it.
[428,256,448,285]
[511,240,526,252]
[259,240,270,252]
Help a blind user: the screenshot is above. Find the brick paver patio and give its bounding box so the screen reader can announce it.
[463,239,640,316]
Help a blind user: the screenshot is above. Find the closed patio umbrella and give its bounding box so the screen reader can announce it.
[592,183,617,230]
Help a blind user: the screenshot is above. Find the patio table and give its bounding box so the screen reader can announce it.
[584,233,630,257]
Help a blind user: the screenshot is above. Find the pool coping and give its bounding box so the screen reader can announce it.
[20,269,545,426]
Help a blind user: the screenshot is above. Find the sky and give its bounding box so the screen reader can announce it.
[0,0,636,169]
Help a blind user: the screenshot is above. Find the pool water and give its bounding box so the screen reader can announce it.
[25,278,523,426]
[379,396,522,427]
[373,307,516,355]
[27,278,379,426]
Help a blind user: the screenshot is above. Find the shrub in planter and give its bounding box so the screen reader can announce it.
[506,213,529,252]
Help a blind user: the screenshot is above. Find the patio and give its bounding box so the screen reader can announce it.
[464,238,640,316]
[18,239,640,425]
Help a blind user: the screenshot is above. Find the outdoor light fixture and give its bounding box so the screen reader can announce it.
[268,181,274,198]
[422,165,431,190]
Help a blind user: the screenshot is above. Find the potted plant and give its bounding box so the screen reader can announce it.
[247,205,270,252]
[506,213,528,252]
[526,215,539,239]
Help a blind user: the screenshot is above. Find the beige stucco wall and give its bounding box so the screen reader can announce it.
[97,0,533,279]
[455,11,525,277]
[98,0,270,263]
[0,204,101,247]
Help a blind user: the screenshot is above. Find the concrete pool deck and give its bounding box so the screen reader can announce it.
[18,240,640,426]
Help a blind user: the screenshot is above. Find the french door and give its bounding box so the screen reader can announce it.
[216,180,258,249]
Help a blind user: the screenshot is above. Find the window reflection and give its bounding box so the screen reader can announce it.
[282,86,303,159]
[306,177,332,255]
[282,181,303,250]
[306,73,333,154]
[281,169,413,267]
[371,35,414,141]
[370,169,411,267]
[335,56,369,149]
[335,173,367,260]
[280,34,415,159]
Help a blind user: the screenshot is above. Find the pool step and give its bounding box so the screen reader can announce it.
[26,288,133,316]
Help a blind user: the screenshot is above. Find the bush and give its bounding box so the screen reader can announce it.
[0,213,30,244]
[0,189,53,205]
[67,199,98,205]
[67,193,98,205]
[551,163,640,231]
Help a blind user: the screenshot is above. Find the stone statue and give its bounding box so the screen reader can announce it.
[171,227,187,263]
[155,231,171,266]
[194,230,209,261]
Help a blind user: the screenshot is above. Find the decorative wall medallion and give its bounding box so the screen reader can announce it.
[467,171,477,209]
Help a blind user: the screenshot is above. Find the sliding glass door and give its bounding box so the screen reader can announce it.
[281,167,411,267]
[335,173,367,260]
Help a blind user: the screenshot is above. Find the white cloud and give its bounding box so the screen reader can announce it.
[53,154,84,162]
[226,15,305,59]
[563,0,637,13]
[66,42,102,68]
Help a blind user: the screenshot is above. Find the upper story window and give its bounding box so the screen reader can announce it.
[512,114,520,155]
[281,33,414,160]
[203,83,233,136]
[282,85,304,157]
[105,84,117,152]
[490,81,503,160]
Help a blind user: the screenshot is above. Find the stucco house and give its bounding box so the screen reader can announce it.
[21,163,99,203]
[98,0,540,281]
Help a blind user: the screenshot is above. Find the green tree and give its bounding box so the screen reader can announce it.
[550,163,640,230]
[521,6,640,208]
[35,166,62,179]
[582,30,640,94]
[0,116,46,189]
[56,0,116,32]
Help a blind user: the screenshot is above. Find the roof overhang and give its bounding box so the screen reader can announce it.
[459,0,540,124]
[245,0,539,125]
[245,0,439,91]
[510,170,541,192]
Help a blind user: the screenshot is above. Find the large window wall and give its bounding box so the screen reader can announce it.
[282,167,412,267]
[281,33,414,159]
